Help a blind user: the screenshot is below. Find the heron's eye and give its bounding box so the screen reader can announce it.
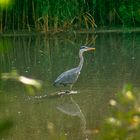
[80,46,86,49]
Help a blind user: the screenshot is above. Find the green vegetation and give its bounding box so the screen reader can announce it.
[0,23,139,138]
[1,70,42,95]
[0,0,140,32]
[0,119,13,139]
[0,70,41,138]
[1,74,140,139]
[102,85,140,140]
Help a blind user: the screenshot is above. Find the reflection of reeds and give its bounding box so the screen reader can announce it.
[85,34,98,46]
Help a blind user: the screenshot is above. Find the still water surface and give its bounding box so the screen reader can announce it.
[0,32,140,140]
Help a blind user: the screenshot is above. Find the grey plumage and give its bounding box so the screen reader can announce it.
[53,67,80,86]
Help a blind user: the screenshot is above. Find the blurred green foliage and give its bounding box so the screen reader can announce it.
[0,88,13,139]
[102,84,140,140]
[0,0,140,32]
[1,70,42,95]
[0,0,13,8]
[0,69,42,138]
[0,119,13,138]
[119,1,140,26]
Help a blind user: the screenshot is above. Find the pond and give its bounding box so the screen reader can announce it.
[0,32,140,140]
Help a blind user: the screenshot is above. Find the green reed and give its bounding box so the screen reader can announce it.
[0,0,140,32]
[0,0,96,32]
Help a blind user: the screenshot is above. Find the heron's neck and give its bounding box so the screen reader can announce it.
[78,51,84,71]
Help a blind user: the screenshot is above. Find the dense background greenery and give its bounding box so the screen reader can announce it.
[0,0,140,32]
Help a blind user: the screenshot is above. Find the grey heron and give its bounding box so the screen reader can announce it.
[53,46,95,93]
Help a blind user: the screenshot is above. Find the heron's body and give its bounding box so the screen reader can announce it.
[53,46,95,92]
[54,67,80,86]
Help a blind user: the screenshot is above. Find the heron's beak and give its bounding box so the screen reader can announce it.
[86,47,96,51]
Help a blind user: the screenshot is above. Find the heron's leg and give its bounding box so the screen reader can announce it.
[62,85,73,94]
[58,85,77,95]
[66,84,77,94]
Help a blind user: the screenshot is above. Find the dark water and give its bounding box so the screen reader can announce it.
[0,32,140,140]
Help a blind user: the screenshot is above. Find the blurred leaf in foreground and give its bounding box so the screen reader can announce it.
[101,84,140,140]
[1,70,42,95]
[0,0,13,8]
[0,119,13,138]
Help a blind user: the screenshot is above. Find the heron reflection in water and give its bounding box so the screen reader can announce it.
[53,46,95,94]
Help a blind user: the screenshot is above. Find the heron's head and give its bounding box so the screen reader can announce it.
[80,46,96,53]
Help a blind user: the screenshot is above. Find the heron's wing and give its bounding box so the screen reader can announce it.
[54,68,80,85]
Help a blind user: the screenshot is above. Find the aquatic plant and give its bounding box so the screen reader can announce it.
[0,119,13,139]
[102,84,140,140]
[1,70,42,95]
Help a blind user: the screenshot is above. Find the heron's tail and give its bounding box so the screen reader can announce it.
[53,81,58,86]
[53,82,56,86]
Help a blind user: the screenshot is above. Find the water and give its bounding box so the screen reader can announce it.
[0,32,140,140]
